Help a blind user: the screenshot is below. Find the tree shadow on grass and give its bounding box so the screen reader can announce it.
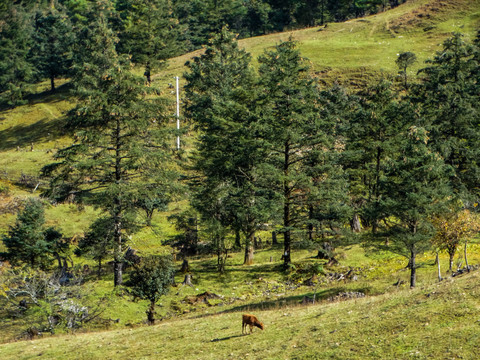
[0,116,68,151]
[209,334,245,342]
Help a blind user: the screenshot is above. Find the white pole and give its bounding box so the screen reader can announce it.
[176,76,180,150]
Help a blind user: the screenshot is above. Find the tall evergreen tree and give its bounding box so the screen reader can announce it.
[184,28,269,265]
[0,4,34,106]
[42,0,176,286]
[416,33,480,202]
[29,5,75,91]
[117,0,182,84]
[373,124,452,288]
[344,80,406,233]
[257,39,322,270]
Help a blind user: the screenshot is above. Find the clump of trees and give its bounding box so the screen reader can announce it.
[182,30,480,286]
[1,198,68,270]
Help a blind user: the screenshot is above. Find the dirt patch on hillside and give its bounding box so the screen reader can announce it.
[390,0,472,33]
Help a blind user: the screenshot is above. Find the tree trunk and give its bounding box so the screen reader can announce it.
[272,231,278,245]
[464,241,470,272]
[180,259,190,273]
[243,231,254,265]
[308,205,314,241]
[113,206,123,286]
[235,229,241,249]
[436,252,442,282]
[113,118,123,287]
[50,75,55,92]
[283,140,291,270]
[147,301,155,325]
[448,251,454,272]
[182,274,193,287]
[97,258,102,279]
[409,249,416,288]
[351,213,361,233]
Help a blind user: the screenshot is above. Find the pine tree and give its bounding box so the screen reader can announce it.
[1,198,64,269]
[117,0,182,84]
[29,5,75,91]
[42,0,176,286]
[305,85,353,254]
[184,27,269,266]
[344,80,407,233]
[257,39,323,270]
[0,4,34,107]
[373,124,452,288]
[416,33,480,201]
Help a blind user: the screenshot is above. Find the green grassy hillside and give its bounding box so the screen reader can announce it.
[1,266,480,359]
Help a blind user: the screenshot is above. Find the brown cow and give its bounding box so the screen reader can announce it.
[242,314,264,334]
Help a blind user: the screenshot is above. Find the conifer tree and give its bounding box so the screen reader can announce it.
[184,28,269,265]
[344,80,406,233]
[0,4,34,106]
[43,0,176,286]
[29,5,75,91]
[374,124,452,288]
[416,33,480,201]
[257,39,323,270]
[117,0,182,84]
[1,198,64,269]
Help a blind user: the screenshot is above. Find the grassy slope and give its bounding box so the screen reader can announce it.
[1,267,480,359]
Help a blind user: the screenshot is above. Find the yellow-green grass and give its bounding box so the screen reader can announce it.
[155,0,480,88]
[1,256,480,359]
[2,241,479,345]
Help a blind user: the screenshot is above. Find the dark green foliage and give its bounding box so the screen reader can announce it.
[0,4,34,107]
[185,27,269,266]
[395,51,417,90]
[127,255,175,324]
[257,39,325,269]
[42,0,176,286]
[168,208,199,256]
[29,5,75,91]
[117,0,183,83]
[416,33,480,201]
[306,85,353,244]
[344,80,407,232]
[1,198,65,269]
[74,217,117,277]
[367,120,452,287]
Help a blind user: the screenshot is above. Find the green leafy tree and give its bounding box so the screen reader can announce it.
[344,80,406,233]
[127,255,175,324]
[29,5,75,91]
[1,198,64,269]
[0,4,34,107]
[117,0,182,84]
[305,85,353,253]
[185,28,270,266]
[75,217,117,277]
[42,0,176,287]
[395,51,417,90]
[372,125,452,288]
[257,39,323,270]
[416,33,480,201]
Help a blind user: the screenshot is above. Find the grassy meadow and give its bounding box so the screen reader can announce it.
[1,252,480,359]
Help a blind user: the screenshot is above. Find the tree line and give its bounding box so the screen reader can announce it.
[0,0,407,107]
